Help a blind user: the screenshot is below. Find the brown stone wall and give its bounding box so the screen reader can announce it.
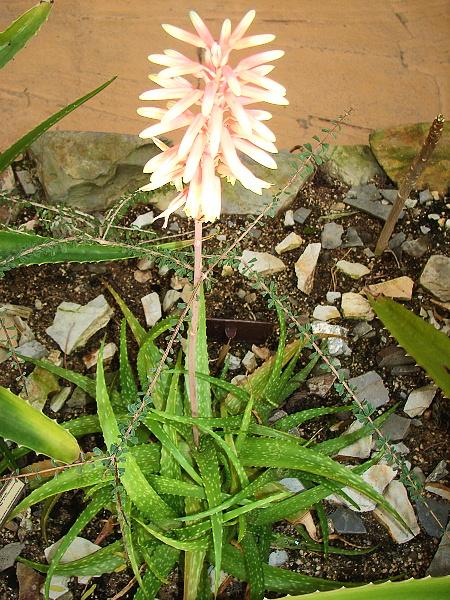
[1,0,449,150]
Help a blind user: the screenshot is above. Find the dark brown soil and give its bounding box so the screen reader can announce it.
[0,169,448,599]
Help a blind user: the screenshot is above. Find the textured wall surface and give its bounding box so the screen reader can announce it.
[1,0,449,150]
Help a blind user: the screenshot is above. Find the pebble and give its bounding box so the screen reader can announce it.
[244,292,257,304]
[295,243,321,294]
[284,210,295,227]
[329,508,367,534]
[332,465,397,512]
[338,421,373,459]
[134,269,152,283]
[67,387,89,408]
[366,276,414,301]
[348,370,390,409]
[306,373,336,397]
[426,523,450,576]
[159,264,170,276]
[312,322,351,356]
[141,292,162,327]
[131,211,154,229]
[312,305,340,321]
[293,207,311,224]
[221,265,233,277]
[321,222,343,249]
[15,170,36,195]
[404,385,437,418]
[380,413,411,441]
[326,291,341,304]
[170,275,188,290]
[83,342,117,369]
[374,481,420,544]
[242,351,257,373]
[181,283,193,304]
[275,232,303,254]
[45,295,113,354]
[216,234,227,242]
[15,340,48,360]
[249,228,262,240]
[162,290,181,313]
[336,260,370,279]
[227,354,241,371]
[239,250,286,277]
[377,346,414,368]
[401,236,428,258]
[168,221,180,232]
[49,386,72,412]
[420,255,450,302]
[341,292,375,320]
[380,189,398,203]
[405,198,417,209]
[426,460,448,483]
[347,183,381,202]
[428,213,440,221]
[268,550,289,567]
[415,498,448,538]
[352,321,373,340]
[279,478,305,493]
[137,257,154,271]
[419,189,433,204]
[0,165,16,192]
[34,299,43,310]
[420,225,431,234]
[342,227,364,248]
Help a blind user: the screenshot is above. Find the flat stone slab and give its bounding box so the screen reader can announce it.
[321,145,383,186]
[239,250,286,277]
[370,122,450,195]
[348,371,390,409]
[329,507,367,534]
[420,255,450,302]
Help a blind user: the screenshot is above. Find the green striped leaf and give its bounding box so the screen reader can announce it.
[135,545,179,599]
[104,283,146,345]
[119,320,138,408]
[241,531,265,600]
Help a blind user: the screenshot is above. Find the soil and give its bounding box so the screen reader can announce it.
[0,167,449,599]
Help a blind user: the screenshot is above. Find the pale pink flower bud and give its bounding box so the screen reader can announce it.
[138,11,288,225]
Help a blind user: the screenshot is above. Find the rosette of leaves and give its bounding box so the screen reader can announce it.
[7,288,411,600]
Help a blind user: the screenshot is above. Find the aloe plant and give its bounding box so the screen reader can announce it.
[369,296,450,398]
[0,0,52,69]
[0,386,80,463]
[275,576,450,600]
[5,288,412,600]
[0,230,192,275]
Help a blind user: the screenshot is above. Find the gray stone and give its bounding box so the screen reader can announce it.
[15,170,36,195]
[419,189,433,204]
[293,207,311,224]
[162,290,181,313]
[388,232,406,250]
[20,367,60,411]
[221,150,307,215]
[50,386,72,412]
[239,250,286,277]
[67,387,90,408]
[284,209,295,227]
[295,243,321,294]
[426,460,449,483]
[329,508,367,534]
[249,228,262,240]
[16,340,48,360]
[347,183,381,203]
[380,413,411,441]
[131,211,154,229]
[415,498,448,538]
[0,542,24,572]
[374,480,420,543]
[426,523,450,576]
[348,371,389,409]
[307,373,336,397]
[336,260,370,279]
[352,321,373,340]
[344,195,400,221]
[312,322,351,356]
[46,295,113,354]
[279,478,305,493]
[404,385,437,418]
[321,145,383,186]
[30,131,165,211]
[377,345,414,368]
[242,351,257,373]
[380,189,398,203]
[141,292,162,327]
[326,291,341,304]
[268,550,289,567]
[420,255,450,302]
[321,222,344,249]
[342,227,364,248]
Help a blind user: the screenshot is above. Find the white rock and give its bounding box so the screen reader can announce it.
[284,209,295,227]
[311,321,351,356]
[162,290,181,313]
[0,165,16,192]
[312,305,340,321]
[158,264,170,276]
[242,351,257,373]
[45,536,102,594]
[420,255,450,302]
[83,342,117,369]
[137,257,154,271]
[49,386,72,412]
[228,354,241,371]
[374,481,420,543]
[141,292,162,327]
[268,550,289,567]
[404,385,437,418]
[366,276,414,300]
[134,269,152,283]
[338,421,373,459]
[131,211,154,229]
[239,250,286,277]
[171,275,188,290]
[295,243,321,294]
[275,232,303,254]
[326,291,341,304]
[329,465,397,512]
[15,340,48,360]
[16,170,36,195]
[45,295,113,354]
[341,292,375,321]
[336,260,370,279]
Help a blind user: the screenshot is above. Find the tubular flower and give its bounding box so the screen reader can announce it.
[138,10,288,225]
